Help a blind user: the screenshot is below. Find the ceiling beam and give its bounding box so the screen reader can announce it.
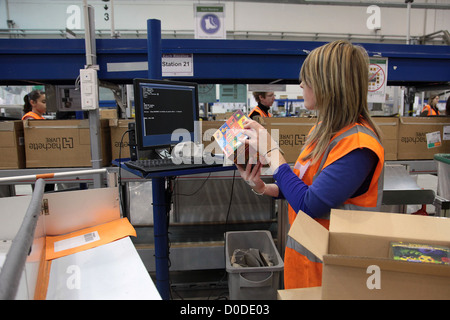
[220,0,450,10]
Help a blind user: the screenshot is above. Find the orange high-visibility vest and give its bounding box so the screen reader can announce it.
[248,106,272,118]
[22,111,44,120]
[421,104,440,116]
[284,120,385,289]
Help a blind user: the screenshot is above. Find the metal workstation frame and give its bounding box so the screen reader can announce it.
[0,30,449,87]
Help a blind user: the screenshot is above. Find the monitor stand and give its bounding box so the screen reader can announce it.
[137,148,171,160]
[127,122,172,161]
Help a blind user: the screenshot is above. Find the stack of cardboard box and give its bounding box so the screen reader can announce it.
[0,116,448,169]
[201,116,450,163]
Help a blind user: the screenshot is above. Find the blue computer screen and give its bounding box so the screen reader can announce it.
[133,79,199,150]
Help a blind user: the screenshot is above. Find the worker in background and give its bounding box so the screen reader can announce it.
[248,91,275,120]
[22,89,55,193]
[22,90,46,120]
[236,40,384,289]
[420,94,440,116]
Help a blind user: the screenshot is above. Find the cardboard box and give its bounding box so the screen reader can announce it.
[398,117,450,160]
[202,116,398,163]
[109,119,133,160]
[261,117,316,163]
[277,287,322,300]
[0,121,25,169]
[373,117,398,161]
[24,119,111,168]
[200,120,223,154]
[99,108,118,119]
[289,209,450,300]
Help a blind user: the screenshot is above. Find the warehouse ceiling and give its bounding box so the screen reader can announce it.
[219,0,450,10]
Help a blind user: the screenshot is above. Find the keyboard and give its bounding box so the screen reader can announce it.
[124,157,224,175]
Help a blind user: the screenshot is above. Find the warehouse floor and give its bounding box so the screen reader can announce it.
[158,269,229,300]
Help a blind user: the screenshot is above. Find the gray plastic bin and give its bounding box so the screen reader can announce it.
[434,154,450,200]
[225,230,284,300]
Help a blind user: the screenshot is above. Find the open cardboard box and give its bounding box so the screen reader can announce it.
[288,209,450,300]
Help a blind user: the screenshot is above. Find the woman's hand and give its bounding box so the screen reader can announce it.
[239,118,287,172]
[236,160,266,194]
[239,119,271,160]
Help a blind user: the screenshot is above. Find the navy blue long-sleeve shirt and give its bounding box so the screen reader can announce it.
[273,148,378,219]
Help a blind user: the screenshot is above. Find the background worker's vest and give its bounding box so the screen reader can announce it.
[22,111,44,120]
[248,106,272,118]
[421,104,440,116]
[284,121,385,289]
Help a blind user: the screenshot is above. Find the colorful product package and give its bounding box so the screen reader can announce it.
[389,241,450,265]
[213,110,255,165]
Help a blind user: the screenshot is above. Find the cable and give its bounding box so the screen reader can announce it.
[172,172,212,196]
[225,169,236,226]
[117,129,132,218]
[155,175,174,299]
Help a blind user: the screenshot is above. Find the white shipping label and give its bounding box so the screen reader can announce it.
[54,231,100,252]
[426,131,442,149]
[443,126,450,141]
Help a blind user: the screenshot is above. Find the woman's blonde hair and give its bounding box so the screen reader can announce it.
[300,40,381,163]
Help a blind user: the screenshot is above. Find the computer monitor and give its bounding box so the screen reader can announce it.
[133,78,199,153]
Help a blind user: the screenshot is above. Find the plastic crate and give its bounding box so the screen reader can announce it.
[434,154,450,200]
[225,230,283,300]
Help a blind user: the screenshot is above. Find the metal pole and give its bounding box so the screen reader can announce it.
[83,1,103,188]
[0,179,45,300]
[147,19,162,80]
[110,0,116,38]
[146,19,170,300]
[83,1,96,66]
[151,176,170,300]
[0,168,107,184]
[406,0,413,44]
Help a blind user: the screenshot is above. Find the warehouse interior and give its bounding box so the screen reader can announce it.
[0,0,449,301]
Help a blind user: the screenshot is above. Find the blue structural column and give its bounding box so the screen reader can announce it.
[147,19,162,79]
[151,176,170,300]
[147,19,170,300]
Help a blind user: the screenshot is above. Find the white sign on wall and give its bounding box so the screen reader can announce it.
[194,4,226,39]
[162,54,193,77]
[368,58,388,103]
[106,54,194,77]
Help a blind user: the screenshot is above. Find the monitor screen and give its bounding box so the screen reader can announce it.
[133,78,199,150]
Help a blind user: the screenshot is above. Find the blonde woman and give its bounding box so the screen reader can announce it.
[237,40,385,289]
[420,95,440,116]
